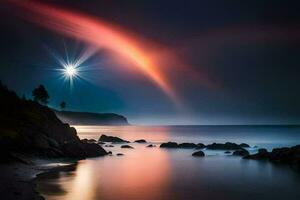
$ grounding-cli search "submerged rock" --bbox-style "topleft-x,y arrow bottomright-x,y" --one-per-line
192,151 -> 205,157
98,134 -> 129,143
160,142 -> 178,148
134,139 -> 147,143
232,149 -> 249,156
121,145 -> 134,149
146,144 -> 156,147
224,151 -> 231,154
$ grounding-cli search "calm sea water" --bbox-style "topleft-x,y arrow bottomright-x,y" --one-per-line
37,125 -> 300,200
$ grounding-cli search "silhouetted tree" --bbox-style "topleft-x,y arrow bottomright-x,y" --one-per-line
60,101 -> 66,110
21,94 -> 26,101
32,84 -> 49,104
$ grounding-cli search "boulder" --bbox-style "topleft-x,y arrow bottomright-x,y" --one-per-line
81,139 -> 97,144
206,142 -> 243,150
121,145 -> 134,149
196,143 -> 206,149
192,151 -> 205,157
98,134 -> 129,143
60,141 -> 87,159
244,148 -> 269,160
160,142 -> 178,148
269,147 -> 296,163
240,143 -> 250,148
61,140 -> 107,158
232,149 -> 249,156
178,143 -> 198,148
134,139 -> 147,143
258,148 -> 268,154
81,142 -> 108,157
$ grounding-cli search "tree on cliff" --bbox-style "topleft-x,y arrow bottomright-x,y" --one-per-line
32,84 -> 49,104
60,101 -> 66,110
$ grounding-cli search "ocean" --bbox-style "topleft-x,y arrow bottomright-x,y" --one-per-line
37,125 -> 300,200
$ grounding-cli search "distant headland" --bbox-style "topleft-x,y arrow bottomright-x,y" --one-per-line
55,110 -> 129,125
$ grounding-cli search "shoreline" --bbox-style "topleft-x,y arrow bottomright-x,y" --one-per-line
2,140 -> 299,200
0,156 -> 77,200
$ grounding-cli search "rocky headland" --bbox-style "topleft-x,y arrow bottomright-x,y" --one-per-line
0,83 -> 108,199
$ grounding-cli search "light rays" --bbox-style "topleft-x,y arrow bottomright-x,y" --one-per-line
7,0 -> 183,108
47,43 -> 99,90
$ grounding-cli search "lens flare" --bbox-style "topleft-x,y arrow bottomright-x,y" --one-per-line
8,0 -> 183,108
65,64 -> 77,77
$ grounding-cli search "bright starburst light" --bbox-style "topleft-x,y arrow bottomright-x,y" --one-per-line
64,64 -> 77,77
46,43 -> 100,89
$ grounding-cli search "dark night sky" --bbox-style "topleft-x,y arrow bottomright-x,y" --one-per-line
1,0 -> 300,125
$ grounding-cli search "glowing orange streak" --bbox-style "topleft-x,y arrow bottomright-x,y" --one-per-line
9,0 -> 181,107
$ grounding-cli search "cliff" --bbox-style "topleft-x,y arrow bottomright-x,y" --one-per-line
0,83 -> 107,160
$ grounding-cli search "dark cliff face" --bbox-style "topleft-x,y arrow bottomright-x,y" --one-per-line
0,83 -> 107,159
55,111 -> 129,125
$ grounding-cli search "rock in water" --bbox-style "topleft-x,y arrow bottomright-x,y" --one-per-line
98,134 -> 129,143
192,151 -> 205,157
196,143 -> 206,149
258,148 -> 268,154
160,142 -> 178,148
81,142 -> 108,157
146,144 -> 156,147
81,139 -> 97,144
232,149 -> 249,156
178,143 -> 198,148
240,143 -> 250,148
121,145 -> 134,149
62,140 -> 108,158
244,148 -> 269,160
244,145 -> 300,171
206,142 -> 247,150
134,139 -> 147,143
116,153 -> 124,156
104,144 -> 114,147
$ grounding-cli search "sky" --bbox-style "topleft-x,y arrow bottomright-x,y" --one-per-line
1,0 -> 300,125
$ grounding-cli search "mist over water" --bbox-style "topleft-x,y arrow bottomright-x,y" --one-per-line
76,125 -> 300,150
37,125 -> 300,200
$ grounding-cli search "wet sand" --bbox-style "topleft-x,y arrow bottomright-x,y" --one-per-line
0,157 -> 76,200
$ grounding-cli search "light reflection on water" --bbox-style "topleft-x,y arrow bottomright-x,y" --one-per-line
37,125 -> 300,200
